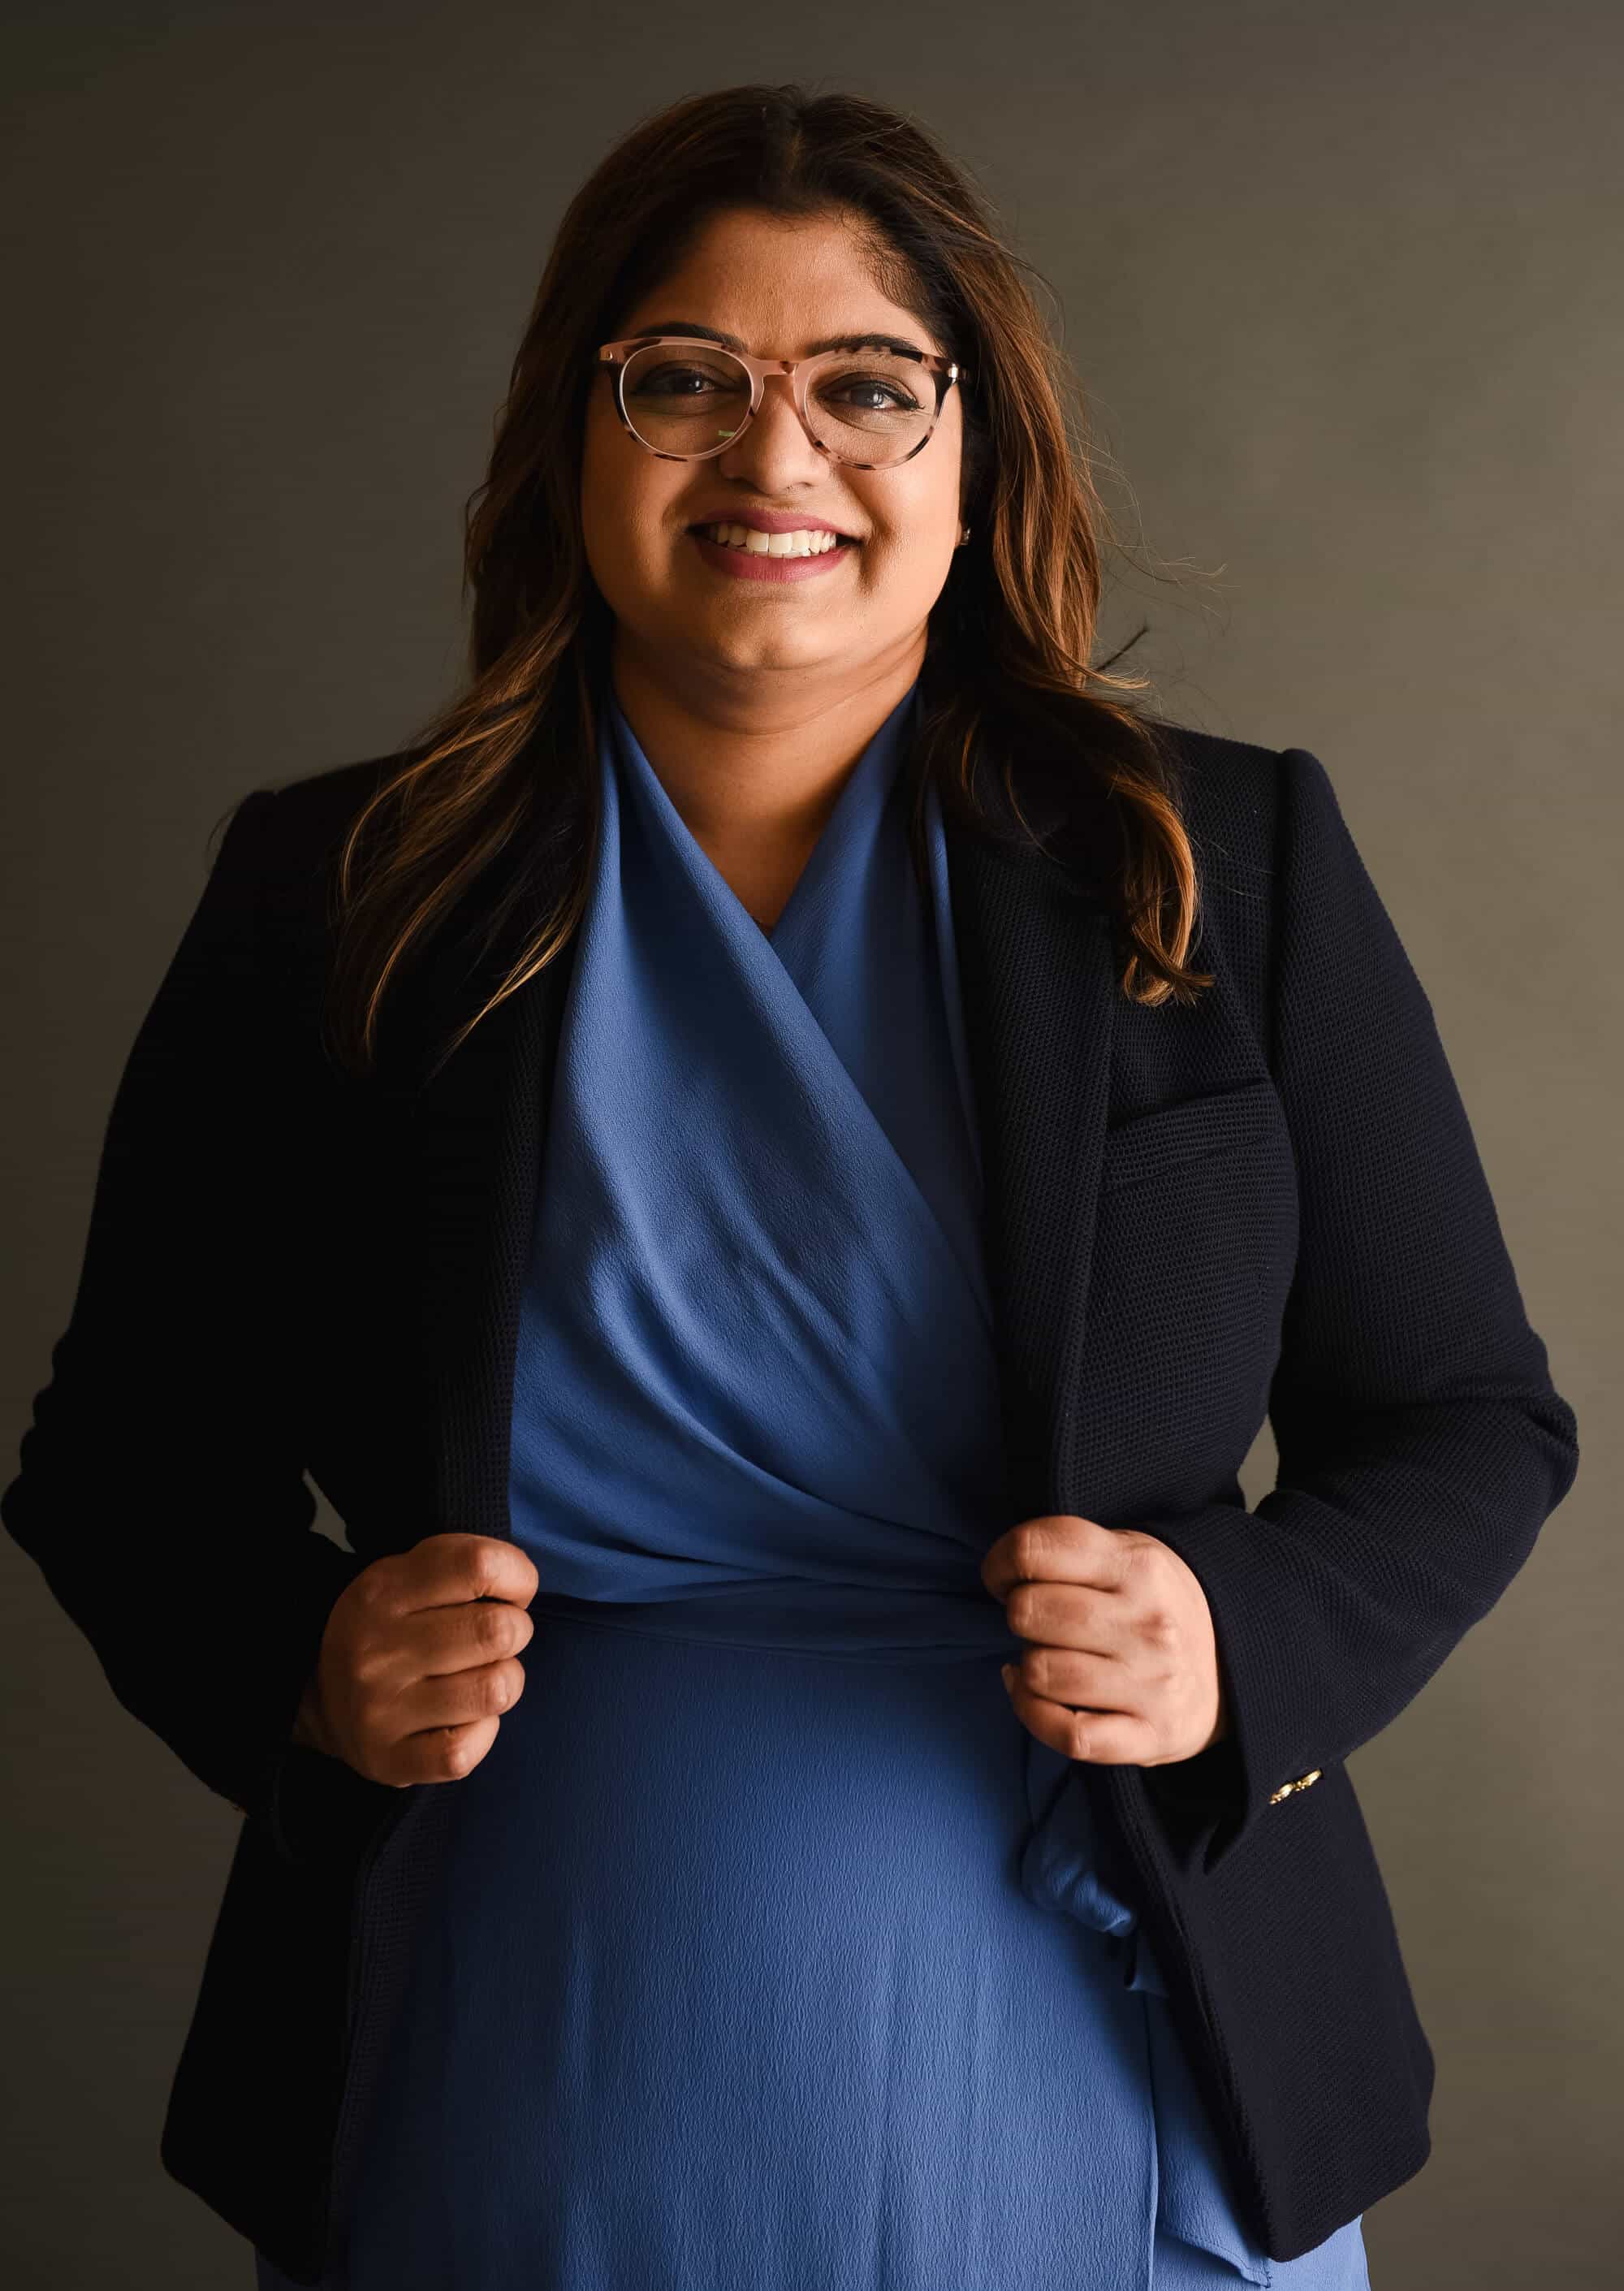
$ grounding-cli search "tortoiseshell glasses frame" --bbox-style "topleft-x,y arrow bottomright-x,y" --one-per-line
597,337 -> 965,470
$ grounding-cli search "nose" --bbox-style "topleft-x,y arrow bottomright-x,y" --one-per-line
712,370 -> 827,491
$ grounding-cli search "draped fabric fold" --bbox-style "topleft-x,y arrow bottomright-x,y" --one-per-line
1018,1733 -> 1287,2283
287,676 -> 1367,2289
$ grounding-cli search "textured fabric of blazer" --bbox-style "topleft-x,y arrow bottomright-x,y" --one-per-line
2,715 -> 1580,2280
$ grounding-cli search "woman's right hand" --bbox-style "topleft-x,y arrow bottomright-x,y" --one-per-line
292,1532 -> 541,1787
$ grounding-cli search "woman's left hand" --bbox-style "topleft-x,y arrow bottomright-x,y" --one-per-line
981,1513 -> 1231,1766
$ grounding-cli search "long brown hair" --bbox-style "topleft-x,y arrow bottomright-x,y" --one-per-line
322,81 -> 1214,1085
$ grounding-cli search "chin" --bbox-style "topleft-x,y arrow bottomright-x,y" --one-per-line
684,620 -> 846,673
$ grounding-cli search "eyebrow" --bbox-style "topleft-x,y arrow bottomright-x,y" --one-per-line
624,319 -> 935,362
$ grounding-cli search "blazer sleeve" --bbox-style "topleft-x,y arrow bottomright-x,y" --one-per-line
2,789 -> 367,1827
1137,743 -> 1580,1876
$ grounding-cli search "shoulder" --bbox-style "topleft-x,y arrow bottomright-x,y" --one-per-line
1006,712 -> 1289,923
1151,721 -> 1389,944
1155,715 -> 1284,883
253,750 -> 404,858
996,708 -> 1287,884
1157,715 -> 1281,795
222,750 -> 408,946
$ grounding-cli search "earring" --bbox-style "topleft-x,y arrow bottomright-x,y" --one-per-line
957,523 -> 970,547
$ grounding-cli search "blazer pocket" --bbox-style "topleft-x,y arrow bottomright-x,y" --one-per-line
1101,1075 -> 1284,1193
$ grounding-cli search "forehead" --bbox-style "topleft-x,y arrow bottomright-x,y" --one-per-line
617,208 -> 941,362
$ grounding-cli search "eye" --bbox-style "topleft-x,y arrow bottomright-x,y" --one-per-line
637,363 -> 723,397
824,374 -> 921,415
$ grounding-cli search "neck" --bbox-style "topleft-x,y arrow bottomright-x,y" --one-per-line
605,630 -> 924,865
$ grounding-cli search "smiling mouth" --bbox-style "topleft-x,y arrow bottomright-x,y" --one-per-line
688,521 -> 860,556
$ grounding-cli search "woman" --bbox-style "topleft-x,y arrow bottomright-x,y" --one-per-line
2,83 -> 1579,2291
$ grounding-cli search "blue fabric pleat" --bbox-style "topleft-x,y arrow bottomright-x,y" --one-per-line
263,678 -> 1367,2290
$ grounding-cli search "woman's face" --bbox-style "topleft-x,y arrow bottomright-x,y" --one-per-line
581,206 -> 965,692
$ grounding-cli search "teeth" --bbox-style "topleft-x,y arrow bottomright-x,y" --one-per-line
699,523 -> 844,556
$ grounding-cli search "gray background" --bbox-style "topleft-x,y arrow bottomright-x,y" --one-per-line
3,4 -> 1618,2285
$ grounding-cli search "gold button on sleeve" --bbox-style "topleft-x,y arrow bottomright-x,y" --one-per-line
1268,1769 -> 1323,1805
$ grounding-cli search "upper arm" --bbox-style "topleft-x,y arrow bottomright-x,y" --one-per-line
1266,744 -> 1552,1428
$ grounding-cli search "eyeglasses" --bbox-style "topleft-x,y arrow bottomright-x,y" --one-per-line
598,336 -> 965,469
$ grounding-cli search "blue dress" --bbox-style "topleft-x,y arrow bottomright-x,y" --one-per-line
257,679 -> 1369,2290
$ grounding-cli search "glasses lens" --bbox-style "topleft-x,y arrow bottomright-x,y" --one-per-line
804,351 -> 937,465
620,344 -> 754,455
617,344 -> 937,464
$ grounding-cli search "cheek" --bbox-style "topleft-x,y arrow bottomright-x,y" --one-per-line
864,542 -> 947,596
860,505 -> 957,599
578,439 -> 618,581
582,497 -> 665,612
580,418 -> 665,589
857,466 -> 961,581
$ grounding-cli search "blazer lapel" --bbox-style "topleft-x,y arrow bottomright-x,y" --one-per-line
944,821 -> 1118,1530
409,875 -> 578,1551
407,802 -> 1116,1556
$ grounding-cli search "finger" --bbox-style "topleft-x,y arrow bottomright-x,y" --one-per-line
382,1532 -> 542,1619
385,1711 -> 503,1787
397,1590 -> 536,1679
399,1650 -> 527,1736
1003,1580 -> 1131,1656
1013,1644 -> 1138,1710
1001,1664 -> 1157,1765
980,1514 -> 1126,1604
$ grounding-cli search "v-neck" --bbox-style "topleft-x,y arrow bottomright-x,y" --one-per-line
603,681 -> 921,966
601,680 -> 990,1331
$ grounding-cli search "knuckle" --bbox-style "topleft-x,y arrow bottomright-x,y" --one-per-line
354,1565 -> 392,1616
467,1538 -> 511,1597
474,1601 -> 509,1653
351,1643 -> 391,1689
438,1725 -> 475,1779
1009,1522 -> 1045,1580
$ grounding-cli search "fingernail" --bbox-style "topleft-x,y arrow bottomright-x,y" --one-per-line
1000,1663 -> 1015,1690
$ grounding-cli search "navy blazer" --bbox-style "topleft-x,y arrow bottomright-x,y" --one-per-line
2,719 -> 1579,2279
